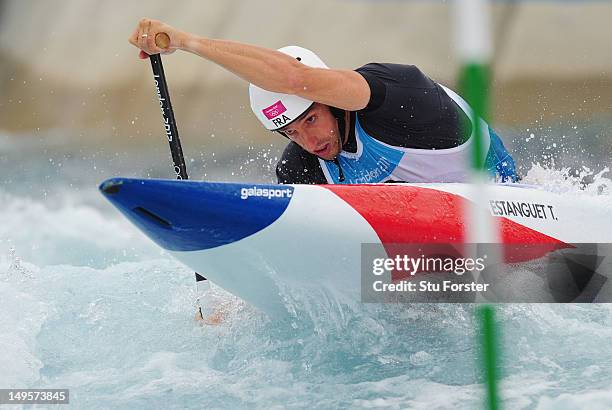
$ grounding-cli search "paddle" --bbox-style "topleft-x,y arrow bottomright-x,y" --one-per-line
148,33 -> 208,320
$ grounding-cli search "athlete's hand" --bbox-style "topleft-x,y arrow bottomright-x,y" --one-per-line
128,18 -> 184,59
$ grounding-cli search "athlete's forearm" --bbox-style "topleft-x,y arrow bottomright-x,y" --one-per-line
180,34 -> 304,94
180,35 -> 369,110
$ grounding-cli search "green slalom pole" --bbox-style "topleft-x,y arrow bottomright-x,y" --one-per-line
478,305 -> 499,410
455,1 -> 501,409
458,62 -> 490,172
460,60 -> 500,409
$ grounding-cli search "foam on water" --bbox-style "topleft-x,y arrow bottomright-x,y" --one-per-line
522,163 -> 611,196
1,133 -> 612,408
0,190 -> 154,268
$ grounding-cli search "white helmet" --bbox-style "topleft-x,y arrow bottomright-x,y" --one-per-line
249,46 -> 328,131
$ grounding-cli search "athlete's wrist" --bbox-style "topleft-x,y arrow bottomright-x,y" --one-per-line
178,32 -> 202,53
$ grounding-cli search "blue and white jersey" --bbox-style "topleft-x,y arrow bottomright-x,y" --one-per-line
318,86 -> 517,184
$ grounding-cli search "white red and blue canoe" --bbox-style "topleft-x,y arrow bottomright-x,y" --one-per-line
100,178 -> 612,318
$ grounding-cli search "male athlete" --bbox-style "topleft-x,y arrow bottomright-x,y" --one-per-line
130,19 -> 518,185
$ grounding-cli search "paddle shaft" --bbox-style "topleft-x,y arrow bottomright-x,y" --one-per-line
146,41 -> 208,302
148,53 -> 188,180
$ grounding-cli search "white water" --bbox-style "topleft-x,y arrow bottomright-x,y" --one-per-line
1,132 -> 612,409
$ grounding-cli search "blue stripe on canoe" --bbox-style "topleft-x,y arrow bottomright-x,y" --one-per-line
99,178 -> 293,251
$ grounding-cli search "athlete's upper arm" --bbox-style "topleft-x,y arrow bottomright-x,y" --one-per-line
290,67 -> 371,111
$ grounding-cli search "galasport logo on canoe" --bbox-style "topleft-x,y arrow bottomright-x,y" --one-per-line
154,74 -> 173,142
263,100 -> 292,128
240,186 -> 293,200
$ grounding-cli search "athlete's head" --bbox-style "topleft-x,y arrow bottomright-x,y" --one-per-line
249,46 -> 343,160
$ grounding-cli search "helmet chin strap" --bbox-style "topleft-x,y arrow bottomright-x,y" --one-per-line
329,109 -> 349,182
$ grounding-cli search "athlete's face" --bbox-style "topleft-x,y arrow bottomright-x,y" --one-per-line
280,103 -> 341,160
